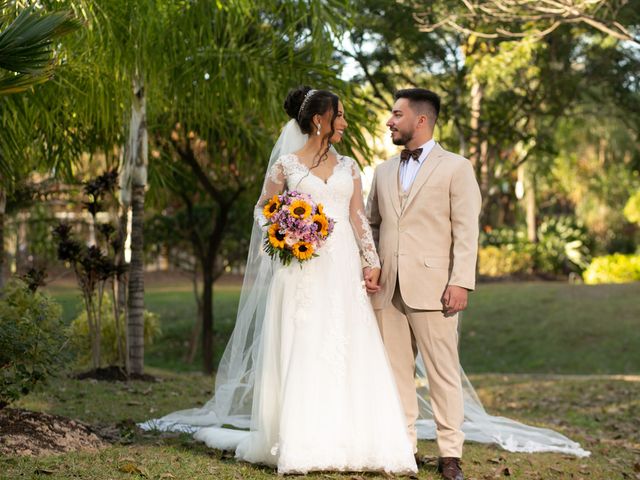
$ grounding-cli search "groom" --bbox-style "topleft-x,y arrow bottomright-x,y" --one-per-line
364,88 -> 481,480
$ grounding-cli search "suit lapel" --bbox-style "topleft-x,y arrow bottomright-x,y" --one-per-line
403,143 -> 446,213
386,155 -> 402,217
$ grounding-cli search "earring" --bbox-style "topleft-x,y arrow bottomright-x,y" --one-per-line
316,124 -> 321,136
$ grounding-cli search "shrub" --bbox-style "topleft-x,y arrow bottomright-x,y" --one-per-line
478,245 -> 534,277
624,190 -> 640,226
0,280 -> 65,409
535,216 -> 592,275
67,295 -> 161,367
583,254 -> 640,285
482,216 -> 594,276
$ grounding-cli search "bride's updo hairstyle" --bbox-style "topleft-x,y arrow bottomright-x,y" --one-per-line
284,85 -> 339,166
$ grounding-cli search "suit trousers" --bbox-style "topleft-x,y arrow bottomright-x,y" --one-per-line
375,280 -> 465,458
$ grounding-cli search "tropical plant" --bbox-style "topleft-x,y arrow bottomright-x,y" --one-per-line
68,294 -> 161,368
0,279 -> 65,409
52,170 -> 124,370
0,1 -> 79,289
0,1 -> 78,95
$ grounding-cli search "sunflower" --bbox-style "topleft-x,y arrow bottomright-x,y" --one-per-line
289,199 -> 312,219
268,224 -> 286,249
312,214 -> 329,237
316,203 -> 324,215
263,195 -> 281,219
292,241 -> 314,260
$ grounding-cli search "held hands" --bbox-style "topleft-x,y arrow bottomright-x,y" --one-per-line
442,285 -> 468,316
363,267 -> 381,294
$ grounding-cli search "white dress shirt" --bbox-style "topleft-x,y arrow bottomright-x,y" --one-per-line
399,139 -> 436,192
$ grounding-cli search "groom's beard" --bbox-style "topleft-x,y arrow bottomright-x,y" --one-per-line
391,129 -> 412,146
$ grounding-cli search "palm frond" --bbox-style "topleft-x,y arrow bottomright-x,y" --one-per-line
0,3 -> 80,95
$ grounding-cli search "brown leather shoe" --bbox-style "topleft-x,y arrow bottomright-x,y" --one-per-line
438,457 -> 464,480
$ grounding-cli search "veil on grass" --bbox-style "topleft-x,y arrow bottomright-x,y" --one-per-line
140,119 -> 589,458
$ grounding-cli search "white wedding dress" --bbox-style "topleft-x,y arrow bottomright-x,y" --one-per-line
140,120 -> 588,472
207,153 -> 416,474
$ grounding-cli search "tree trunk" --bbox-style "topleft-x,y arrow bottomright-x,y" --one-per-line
0,188 -> 5,291
524,183 -> 538,243
468,77 -> 492,225
525,171 -> 538,243
15,211 -> 27,273
115,207 -> 129,368
200,207 -> 232,374
125,75 -> 148,375
127,184 -> 145,374
201,260 -> 215,375
184,265 -> 202,364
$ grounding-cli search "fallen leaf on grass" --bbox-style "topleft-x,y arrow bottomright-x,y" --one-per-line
118,462 -> 149,477
493,466 -> 511,477
34,468 -> 57,475
159,474 -> 176,479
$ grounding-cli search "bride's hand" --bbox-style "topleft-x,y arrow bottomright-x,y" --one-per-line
363,267 -> 381,294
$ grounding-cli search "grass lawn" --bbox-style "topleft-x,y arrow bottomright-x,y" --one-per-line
47,279 -> 640,374
5,279 -> 635,479
4,371 -> 639,479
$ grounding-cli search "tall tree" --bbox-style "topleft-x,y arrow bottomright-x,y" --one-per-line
339,0 -> 640,231
149,0 -> 373,374
0,1 -> 77,289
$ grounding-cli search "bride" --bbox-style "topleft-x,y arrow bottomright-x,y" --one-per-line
141,86 -> 589,474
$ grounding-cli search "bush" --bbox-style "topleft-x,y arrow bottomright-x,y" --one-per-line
535,216 -> 593,275
624,190 -> 640,226
478,245 -> 534,277
583,254 -> 640,284
67,294 -> 162,367
0,280 -> 65,409
481,216 -> 593,276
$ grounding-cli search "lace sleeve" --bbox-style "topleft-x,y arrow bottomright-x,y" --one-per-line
254,159 -> 286,231
349,159 -> 381,269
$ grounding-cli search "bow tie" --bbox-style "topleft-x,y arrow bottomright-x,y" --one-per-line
400,148 -> 423,163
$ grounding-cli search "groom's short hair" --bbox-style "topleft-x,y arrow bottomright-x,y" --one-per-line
394,88 -> 440,126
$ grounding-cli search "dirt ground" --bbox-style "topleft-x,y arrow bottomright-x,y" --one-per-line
0,408 -> 107,457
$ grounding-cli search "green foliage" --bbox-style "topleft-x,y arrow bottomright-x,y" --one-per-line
583,253 -> 640,285
0,3 -> 79,96
624,190 -> 640,226
481,227 -> 530,249
481,216 -> 593,275
548,117 -> 640,252
467,36 -> 542,96
67,294 -> 161,367
0,280 -> 65,409
25,203 -> 58,264
535,216 -> 593,275
478,245 -> 533,277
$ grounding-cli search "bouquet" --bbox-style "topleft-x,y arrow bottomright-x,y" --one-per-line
262,191 -> 335,265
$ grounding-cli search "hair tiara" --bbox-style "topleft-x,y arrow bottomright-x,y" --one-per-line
297,89 -> 317,120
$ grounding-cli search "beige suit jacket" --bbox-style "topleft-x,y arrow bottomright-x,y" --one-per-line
366,143 -> 482,310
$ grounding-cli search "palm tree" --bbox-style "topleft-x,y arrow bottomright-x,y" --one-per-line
0,2 -> 77,96
0,2 -> 78,289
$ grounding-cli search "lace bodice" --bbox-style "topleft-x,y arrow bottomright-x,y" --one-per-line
255,153 -> 380,269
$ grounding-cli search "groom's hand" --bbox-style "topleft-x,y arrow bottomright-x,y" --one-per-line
363,267 -> 381,294
442,285 -> 468,315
